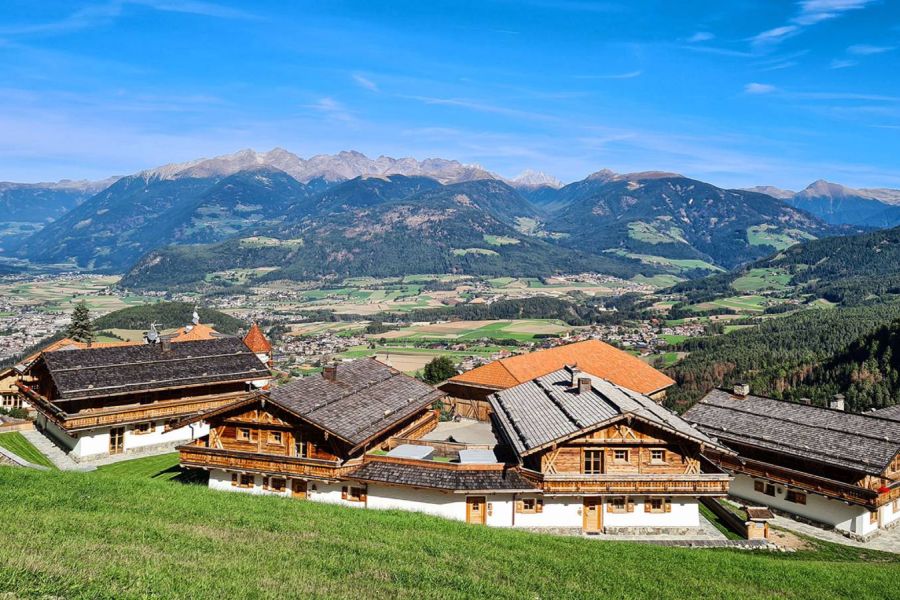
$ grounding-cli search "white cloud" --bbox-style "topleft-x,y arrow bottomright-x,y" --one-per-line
751,25 -> 799,45
687,32 -> 715,43
794,0 -> 874,25
306,97 -> 356,123
830,58 -> 858,68
847,43 -> 896,55
352,73 -> 378,92
576,70 -> 642,80
745,82 -> 778,94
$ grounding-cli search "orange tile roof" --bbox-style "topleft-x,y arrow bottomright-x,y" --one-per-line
243,323 -> 272,353
449,339 -> 675,395
168,323 -> 220,342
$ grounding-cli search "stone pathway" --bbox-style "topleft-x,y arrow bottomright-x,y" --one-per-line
20,429 -> 87,471
770,515 -> 900,554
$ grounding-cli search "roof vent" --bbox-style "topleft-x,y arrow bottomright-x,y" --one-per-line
577,377 -> 592,395
829,394 -> 845,412
569,365 -> 581,387
733,383 -> 750,398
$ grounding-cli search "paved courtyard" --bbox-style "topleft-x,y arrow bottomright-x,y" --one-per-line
770,514 -> 900,554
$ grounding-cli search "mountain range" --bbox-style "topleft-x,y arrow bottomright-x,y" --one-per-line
2,147 -> 896,288
745,180 -> 900,228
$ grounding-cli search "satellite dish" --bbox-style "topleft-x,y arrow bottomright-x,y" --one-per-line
192,308 -> 200,325
146,322 -> 160,344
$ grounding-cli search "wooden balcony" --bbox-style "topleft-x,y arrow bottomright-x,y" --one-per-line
179,442 -> 347,480
19,384 -> 248,431
713,452 -> 879,507
526,470 -> 732,495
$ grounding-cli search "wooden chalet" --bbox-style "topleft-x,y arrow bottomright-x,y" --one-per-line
178,359 -> 445,498
489,366 -> 732,532
18,337 -> 272,461
684,387 -> 900,540
440,340 -> 675,420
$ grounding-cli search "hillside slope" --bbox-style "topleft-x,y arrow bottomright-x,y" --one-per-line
0,466 -> 896,600
121,177 -> 653,288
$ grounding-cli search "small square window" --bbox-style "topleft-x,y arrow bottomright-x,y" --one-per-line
650,449 -> 665,463
133,422 -> 152,435
583,449 -> 602,474
786,490 -> 806,505
870,510 -> 879,524
269,478 -> 286,492
239,474 -> 254,488
647,498 -> 664,513
270,431 -> 283,445
345,486 -> 365,502
608,497 -> 627,513
613,449 -> 629,462
238,428 -> 251,442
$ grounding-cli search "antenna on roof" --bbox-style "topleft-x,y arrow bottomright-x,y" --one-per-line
145,322 -> 160,344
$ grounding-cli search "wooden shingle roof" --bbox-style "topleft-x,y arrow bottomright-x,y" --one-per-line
873,404 -> 900,422
447,340 -> 675,395
490,367 -> 725,457
39,338 -> 271,401
268,358 -> 444,448
683,389 -> 900,476
349,460 -> 538,492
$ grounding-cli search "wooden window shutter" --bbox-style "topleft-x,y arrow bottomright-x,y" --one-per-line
341,486 -> 348,500
626,498 -> 634,513
360,490 -> 367,503
665,499 -> 672,513
536,499 -> 544,513
515,500 -> 524,513
262,476 -> 269,488
231,473 -> 238,486
644,500 -> 651,513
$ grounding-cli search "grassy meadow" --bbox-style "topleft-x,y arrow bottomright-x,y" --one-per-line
0,462 -> 898,599
0,432 -> 55,468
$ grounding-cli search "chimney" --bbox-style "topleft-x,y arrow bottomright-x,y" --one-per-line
570,366 -> 581,386
161,339 -> 172,353
733,383 -> 750,397
577,377 -> 592,395
830,394 -> 845,412
323,363 -> 338,382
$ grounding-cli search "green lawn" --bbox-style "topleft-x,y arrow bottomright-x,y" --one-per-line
731,268 -> 793,292
95,452 -> 182,480
1,466 -> 898,599
0,432 -> 54,468
659,334 -> 687,345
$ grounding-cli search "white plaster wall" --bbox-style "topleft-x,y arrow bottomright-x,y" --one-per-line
307,481 -> 365,507
207,469 -> 292,497
881,502 -> 900,527
602,497 -> 698,528
365,485 -> 468,521
513,496 -> 583,528
37,416 -> 77,452
123,422 -> 209,451
486,495 -> 514,527
731,473 -> 868,534
71,429 -> 111,459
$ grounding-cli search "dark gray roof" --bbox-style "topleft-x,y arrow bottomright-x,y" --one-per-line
873,404 -> 900,422
269,358 -> 444,447
683,389 -> 900,475
490,367 -> 725,456
40,338 -> 271,401
349,460 -> 538,492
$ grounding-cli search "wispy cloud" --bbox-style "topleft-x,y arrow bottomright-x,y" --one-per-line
306,97 -> 356,124
352,73 -> 379,92
575,70 -> 642,80
847,43 -> 896,55
0,0 -> 257,36
750,0 -> 876,47
830,58 -> 859,68
686,32 -> 715,43
745,82 -> 777,94
404,95 -> 558,122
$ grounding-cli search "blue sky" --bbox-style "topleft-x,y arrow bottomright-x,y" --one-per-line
1,0 -> 898,188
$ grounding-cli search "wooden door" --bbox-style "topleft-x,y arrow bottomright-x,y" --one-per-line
292,480 -> 307,499
466,496 -> 487,525
109,427 -> 125,455
583,497 -> 602,533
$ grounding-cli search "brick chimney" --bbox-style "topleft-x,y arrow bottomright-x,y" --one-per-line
323,363 -> 338,381
829,394 -> 845,412
733,383 -> 750,397
570,366 -> 581,387
161,339 -> 172,353
577,377 -> 592,394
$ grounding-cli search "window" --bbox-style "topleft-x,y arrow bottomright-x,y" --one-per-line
133,422 -> 153,435
269,431 -> 283,445
786,490 -> 807,505
754,480 -> 775,496
613,449 -> 629,462
764,484 -> 776,497
870,510 -> 879,525
650,449 -> 665,463
237,428 -> 251,442
607,497 -> 627,513
583,449 -> 602,474
342,486 -> 365,502
294,436 -> 307,458
233,474 -> 253,488
516,497 -> 544,514
645,498 -> 670,513
270,478 -> 286,492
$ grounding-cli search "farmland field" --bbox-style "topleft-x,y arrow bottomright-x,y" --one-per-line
374,319 -> 572,342
1,275 -> 158,314
731,268 -> 793,292
0,466 -> 897,599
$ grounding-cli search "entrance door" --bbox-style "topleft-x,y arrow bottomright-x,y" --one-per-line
292,480 -> 307,499
583,497 -> 602,533
109,427 -> 125,455
466,496 -> 487,525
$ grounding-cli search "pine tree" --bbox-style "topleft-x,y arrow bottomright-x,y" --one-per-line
67,300 -> 94,343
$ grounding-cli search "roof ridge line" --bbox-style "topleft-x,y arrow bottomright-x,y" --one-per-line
706,397 -> 900,444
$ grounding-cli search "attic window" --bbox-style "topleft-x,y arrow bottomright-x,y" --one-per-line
613,449 -> 629,463
650,449 -> 665,463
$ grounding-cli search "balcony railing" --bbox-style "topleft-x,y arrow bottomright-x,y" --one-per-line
179,442 -> 347,480
525,470 -> 732,495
